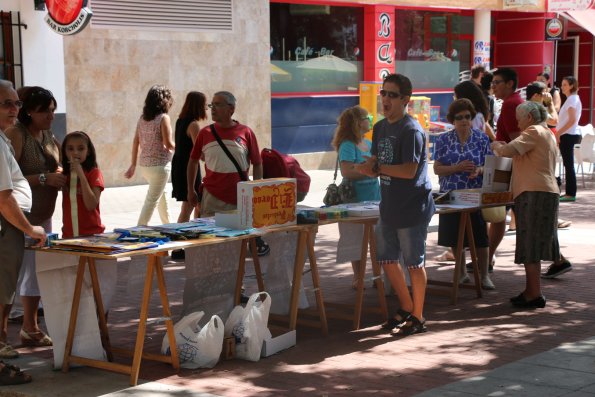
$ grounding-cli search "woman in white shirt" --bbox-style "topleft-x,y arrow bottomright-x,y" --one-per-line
556,76 -> 582,202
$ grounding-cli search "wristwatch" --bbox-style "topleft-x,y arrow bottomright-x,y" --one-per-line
39,173 -> 47,186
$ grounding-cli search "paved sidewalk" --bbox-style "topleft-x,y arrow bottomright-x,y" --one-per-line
3,169 -> 595,397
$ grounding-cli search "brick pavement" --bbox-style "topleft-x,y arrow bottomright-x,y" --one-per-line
3,172 -> 595,397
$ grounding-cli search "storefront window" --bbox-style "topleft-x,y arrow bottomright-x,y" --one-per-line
270,3 -> 364,93
395,10 -> 473,90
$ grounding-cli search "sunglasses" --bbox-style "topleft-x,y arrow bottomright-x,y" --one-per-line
491,79 -> 505,86
379,89 -> 402,99
454,114 -> 472,121
0,100 -> 24,109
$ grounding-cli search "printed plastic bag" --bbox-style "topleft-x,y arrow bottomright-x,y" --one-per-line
161,311 -> 224,369
224,292 -> 272,362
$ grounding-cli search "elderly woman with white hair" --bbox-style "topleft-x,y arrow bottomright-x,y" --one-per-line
491,101 -> 563,309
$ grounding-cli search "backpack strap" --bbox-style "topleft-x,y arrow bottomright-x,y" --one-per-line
210,124 -> 247,181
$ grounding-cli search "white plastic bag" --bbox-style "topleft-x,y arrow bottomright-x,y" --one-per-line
224,292 -> 272,362
161,312 -> 224,369
161,311 -> 204,361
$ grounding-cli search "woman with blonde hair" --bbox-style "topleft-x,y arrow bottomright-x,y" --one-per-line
331,105 -> 380,289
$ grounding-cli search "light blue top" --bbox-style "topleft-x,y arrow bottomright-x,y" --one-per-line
338,139 -> 380,202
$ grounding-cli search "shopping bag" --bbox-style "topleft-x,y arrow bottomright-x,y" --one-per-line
161,311 -> 224,368
189,315 -> 224,369
161,311 -> 204,362
224,292 -> 272,362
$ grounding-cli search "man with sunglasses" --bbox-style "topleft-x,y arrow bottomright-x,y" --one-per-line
356,74 -> 434,336
0,80 -> 46,374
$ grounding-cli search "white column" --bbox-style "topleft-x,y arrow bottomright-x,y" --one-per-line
473,10 -> 491,70
16,1 -> 66,110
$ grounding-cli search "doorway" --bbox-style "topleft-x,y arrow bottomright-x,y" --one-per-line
555,36 -> 579,89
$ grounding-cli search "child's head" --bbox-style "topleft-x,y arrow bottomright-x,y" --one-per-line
61,131 -> 98,174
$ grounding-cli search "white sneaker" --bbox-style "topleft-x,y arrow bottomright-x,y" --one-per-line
482,276 -> 496,290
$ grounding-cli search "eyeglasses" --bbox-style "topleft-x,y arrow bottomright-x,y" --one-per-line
380,89 -> 402,99
208,102 -> 228,109
491,80 -> 505,86
454,114 -> 472,121
0,100 -> 24,109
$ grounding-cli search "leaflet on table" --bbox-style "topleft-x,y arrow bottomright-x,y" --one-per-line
302,201 -> 380,218
116,220 -> 256,240
50,235 -> 159,253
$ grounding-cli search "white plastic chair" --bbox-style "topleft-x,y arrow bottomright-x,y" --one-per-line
579,127 -> 595,177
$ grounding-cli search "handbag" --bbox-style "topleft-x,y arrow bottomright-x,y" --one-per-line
323,156 -> 356,206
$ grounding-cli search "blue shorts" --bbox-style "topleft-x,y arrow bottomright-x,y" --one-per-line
376,220 -> 428,269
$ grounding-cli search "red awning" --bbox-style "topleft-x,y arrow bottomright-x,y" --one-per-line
563,10 -> 595,36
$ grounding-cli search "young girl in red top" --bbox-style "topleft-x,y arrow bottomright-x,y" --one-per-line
61,131 -> 105,238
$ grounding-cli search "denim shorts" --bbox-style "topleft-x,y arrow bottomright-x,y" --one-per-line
376,220 -> 428,269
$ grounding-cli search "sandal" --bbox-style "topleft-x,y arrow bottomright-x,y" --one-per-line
0,342 -> 19,359
381,309 -> 411,330
0,361 -> 32,385
20,329 -> 53,347
433,250 -> 455,262
391,316 -> 427,336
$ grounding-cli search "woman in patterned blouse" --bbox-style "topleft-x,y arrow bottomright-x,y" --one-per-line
433,99 -> 495,290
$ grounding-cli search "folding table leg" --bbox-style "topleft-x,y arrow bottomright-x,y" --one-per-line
288,230 -> 308,330
129,254 -> 156,386
369,224 -> 388,321
465,214 -> 482,298
88,258 -> 113,361
234,240 -> 248,305
305,228 -> 328,335
154,251 -> 180,371
451,212 -> 468,304
249,238 -> 266,292
353,223 -> 370,330
62,256 -> 88,373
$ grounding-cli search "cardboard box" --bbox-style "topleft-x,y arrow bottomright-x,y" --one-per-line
238,178 -> 297,229
221,336 -> 235,360
261,328 -> 296,357
449,189 -> 513,206
483,155 -> 512,192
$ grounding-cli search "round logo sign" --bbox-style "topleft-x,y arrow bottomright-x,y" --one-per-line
44,0 -> 92,35
547,19 -> 563,38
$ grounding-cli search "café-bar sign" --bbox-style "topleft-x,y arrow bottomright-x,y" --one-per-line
44,0 -> 92,35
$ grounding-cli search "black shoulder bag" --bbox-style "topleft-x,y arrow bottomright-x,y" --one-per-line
210,124 -> 248,181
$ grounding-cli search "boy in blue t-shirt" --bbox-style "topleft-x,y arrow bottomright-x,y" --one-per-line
355,73 -> 435,336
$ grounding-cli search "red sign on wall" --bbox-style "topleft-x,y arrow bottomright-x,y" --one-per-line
44,0 -> 92,35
